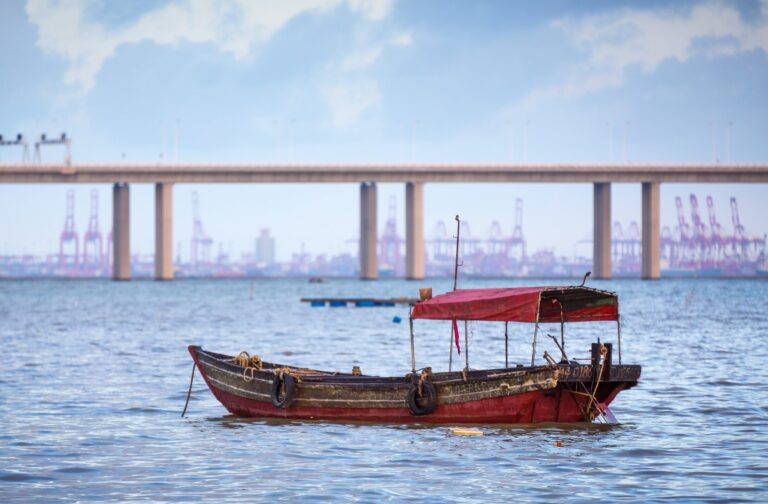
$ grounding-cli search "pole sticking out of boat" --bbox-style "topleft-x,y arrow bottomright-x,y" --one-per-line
453,215 -> 461,291
449,215 -> 461,372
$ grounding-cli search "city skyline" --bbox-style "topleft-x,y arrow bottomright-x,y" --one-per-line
1,186 -> 763,278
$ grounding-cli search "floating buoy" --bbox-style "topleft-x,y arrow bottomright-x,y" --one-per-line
553,441 -> 563,447
450,427 -> 483,436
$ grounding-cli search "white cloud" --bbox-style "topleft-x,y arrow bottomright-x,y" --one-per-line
390,30 -> 412,47
323,79 -> 381,127
516,1 -> 768,110
329,30 -> 411,124
341,46 -> 385,71
340,30 -> 411,70
346,0 -> 395,21
26,0 -> 394,92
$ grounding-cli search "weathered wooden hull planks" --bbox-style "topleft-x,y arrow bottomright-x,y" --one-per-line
189,346 -> 640,424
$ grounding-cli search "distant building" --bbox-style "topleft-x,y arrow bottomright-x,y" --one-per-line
255,229 -> 276,265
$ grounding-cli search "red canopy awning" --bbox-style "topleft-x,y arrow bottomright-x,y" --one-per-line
411,286 -> 618,323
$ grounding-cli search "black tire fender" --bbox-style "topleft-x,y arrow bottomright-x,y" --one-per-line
270,373 -> 296,408
407,379 -> 437,416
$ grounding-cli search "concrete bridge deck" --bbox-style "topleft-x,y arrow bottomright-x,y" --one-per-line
2,162 -> 766,282
1,162 -> 768,183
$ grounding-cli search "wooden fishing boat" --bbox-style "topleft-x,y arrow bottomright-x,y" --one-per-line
188,283 -> 641,423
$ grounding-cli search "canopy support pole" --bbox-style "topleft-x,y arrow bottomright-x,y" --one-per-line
448,323 -> 454,372
504,321 -> 509,368
617,315 -> 622,365
560,304 -> 566,362
531,292 -> 542,366
464,320 -> 469,372
409,316 -> 416,373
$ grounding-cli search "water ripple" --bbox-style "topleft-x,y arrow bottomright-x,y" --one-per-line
1,278 -> 767,502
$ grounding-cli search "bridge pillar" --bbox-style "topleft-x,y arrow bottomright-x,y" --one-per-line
112,183 -> 130,280
593,182 -> 612,279
642,182 -> 661,279
405,182 -> 425,280
359,182 -> 378,280
155,183 -> 173,280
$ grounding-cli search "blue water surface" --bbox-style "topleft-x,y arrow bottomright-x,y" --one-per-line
1,278 -> 766,502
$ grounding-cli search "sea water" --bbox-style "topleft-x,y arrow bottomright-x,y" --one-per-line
1,278 -> 766,502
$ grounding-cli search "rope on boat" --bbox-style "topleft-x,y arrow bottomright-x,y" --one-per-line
270,367 -> 304,383
181,362 -> 196,418
233,351 -> 268,383
232,350 -> 343,385
417,368 -> 430,397
407,367 -> 437,415
233,351 -> 263,370
585,344 -> 608,421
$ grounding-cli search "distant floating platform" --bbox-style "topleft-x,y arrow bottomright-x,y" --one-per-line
301,297 -> 419,307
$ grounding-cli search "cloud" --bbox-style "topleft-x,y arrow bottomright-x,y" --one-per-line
347,0 -> 395,21
26,0 -> 395,92
389,31 -> 412,47
341,46 -> 385,71
329,30 -> 411,123
340,30 -> 411,70
516,1 -> 768,110
323,79 -> 381,127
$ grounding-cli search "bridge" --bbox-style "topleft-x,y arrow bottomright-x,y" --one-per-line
2,162 -> 767,281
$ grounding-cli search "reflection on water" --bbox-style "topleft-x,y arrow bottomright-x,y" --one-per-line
1,278 -> 767,501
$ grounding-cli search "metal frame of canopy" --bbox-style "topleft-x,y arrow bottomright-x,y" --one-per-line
408,285 -> 622,373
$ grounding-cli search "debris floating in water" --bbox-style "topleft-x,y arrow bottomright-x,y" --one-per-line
450,428 -> 483,436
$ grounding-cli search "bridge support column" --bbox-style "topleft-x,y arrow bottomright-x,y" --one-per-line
642,182 -> 661,279
112,183 -> 130,280
359,182 -> 378,280
593,182 -> 611,279
155,183 -> 173,280
405,182 -> 424,280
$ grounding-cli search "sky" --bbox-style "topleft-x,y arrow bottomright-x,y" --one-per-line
0,0 -> 767,261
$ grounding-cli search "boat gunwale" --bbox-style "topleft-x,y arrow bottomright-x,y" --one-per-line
192,346 -> 640,388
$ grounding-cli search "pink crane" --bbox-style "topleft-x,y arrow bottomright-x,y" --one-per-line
508,198 -> 527,263
191,192 -> 213,267
689,194 -> 707,239
486,221 -> 506,256
379,196 -> 403,275
706,195 -> 723,263
675,196 -> 690,241
82,189 -> 103,274
59,189 -> 79,272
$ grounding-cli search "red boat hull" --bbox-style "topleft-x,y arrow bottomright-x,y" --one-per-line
190,346 -> 636,424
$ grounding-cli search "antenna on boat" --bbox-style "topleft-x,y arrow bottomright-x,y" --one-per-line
453,215 -> 461,290
579,271 -> 591,287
